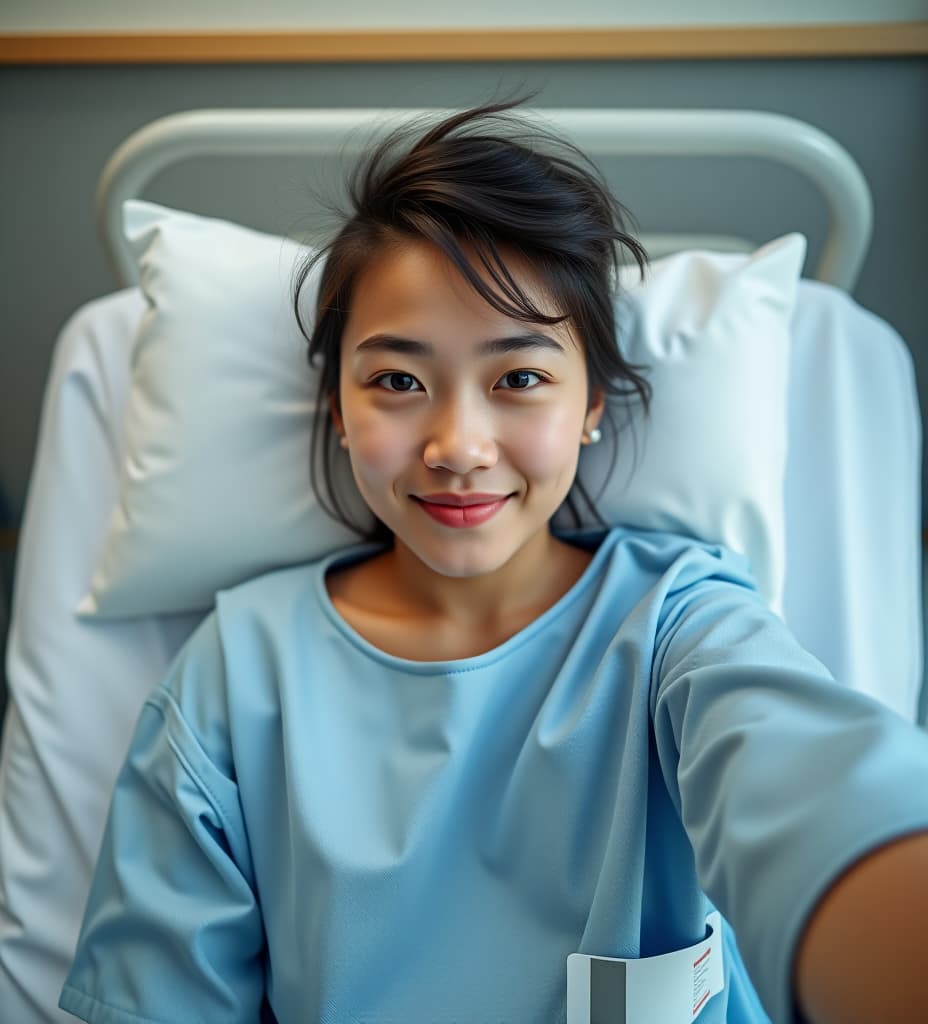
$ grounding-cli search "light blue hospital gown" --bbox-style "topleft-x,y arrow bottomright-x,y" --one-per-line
60,526 -> 928,1024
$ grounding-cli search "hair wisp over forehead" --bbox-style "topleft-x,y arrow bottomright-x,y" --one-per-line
344,103 -> 644,322
292,98 -> 653,538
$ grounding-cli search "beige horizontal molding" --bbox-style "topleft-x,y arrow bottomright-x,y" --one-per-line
2,23 -> 926,64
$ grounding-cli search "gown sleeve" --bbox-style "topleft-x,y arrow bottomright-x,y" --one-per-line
59,614 -> 267,1024
649,545 -> 928,1024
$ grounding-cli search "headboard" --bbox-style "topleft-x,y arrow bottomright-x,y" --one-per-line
94,108 -> 872,291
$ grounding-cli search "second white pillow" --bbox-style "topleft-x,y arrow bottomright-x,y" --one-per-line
569,233 -> 805,611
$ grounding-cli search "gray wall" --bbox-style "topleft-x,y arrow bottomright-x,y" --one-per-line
1,58 -> 926,697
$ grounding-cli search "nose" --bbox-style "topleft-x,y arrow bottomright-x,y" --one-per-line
422,399 -> 498,474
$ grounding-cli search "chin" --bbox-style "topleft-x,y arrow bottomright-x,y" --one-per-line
414,545 -> 508,579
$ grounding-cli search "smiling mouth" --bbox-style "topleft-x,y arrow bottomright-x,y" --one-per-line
412,494 -> 512,528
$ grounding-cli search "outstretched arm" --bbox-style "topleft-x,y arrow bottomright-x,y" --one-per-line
794,829 -> 928,1024
650,555 -> 928,1023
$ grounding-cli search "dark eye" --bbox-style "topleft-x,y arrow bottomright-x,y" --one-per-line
376,372 -> 421,393
497,370 -> 542,390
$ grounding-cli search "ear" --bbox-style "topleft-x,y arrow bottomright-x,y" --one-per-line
584,388 -> 605,435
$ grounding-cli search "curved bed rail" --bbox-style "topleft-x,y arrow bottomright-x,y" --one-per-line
95,107 -> 873,291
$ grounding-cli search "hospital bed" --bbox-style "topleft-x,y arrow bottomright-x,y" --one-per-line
0,107 -> 922,1024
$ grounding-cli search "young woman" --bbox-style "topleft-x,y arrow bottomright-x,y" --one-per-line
61,101 -> 928,1024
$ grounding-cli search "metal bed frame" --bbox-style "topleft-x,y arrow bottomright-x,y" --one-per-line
94,108 -> 873,292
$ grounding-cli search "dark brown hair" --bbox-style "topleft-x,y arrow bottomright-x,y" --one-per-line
293,98 -> 651,539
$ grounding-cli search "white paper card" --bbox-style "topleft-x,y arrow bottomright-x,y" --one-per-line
566,911 -> 724,1024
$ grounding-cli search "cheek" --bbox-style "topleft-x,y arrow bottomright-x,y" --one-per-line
506,403 -> 584,479
344,409 -> 414,488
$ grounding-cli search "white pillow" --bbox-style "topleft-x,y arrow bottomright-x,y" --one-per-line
569,234 -> 805,610
79,200 -> 804,618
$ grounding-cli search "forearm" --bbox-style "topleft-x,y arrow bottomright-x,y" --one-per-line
793,830 -> 928,1024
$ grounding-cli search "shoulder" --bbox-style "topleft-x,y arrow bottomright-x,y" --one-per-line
154,559 -> 322,703
212,538 -> 382,631
585,524 -> 761,600
213,554 -> 326,618
545,525 -> 772,673
151,541 -> 378,764
608,526 -> 779,651
629,525 -> 827,708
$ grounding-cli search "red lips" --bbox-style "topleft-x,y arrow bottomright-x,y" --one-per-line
413,493 -> 512,527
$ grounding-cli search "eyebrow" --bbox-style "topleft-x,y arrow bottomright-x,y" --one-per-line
353,332 -> 567,357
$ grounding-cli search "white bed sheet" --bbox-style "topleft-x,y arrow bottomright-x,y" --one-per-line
0,289 -> 202,1023
0,279 -> 922,1023
781,280 -> 922,718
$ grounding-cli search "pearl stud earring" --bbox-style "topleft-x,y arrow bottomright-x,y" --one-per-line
583,427 -> 602,446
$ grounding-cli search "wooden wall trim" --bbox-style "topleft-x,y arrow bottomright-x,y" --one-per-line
1,23 -> 926,64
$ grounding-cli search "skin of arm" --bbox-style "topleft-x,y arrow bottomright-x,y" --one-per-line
793,829 -> 928,1024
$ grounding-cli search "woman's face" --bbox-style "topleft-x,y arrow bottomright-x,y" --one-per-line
332,238 -> 603,580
